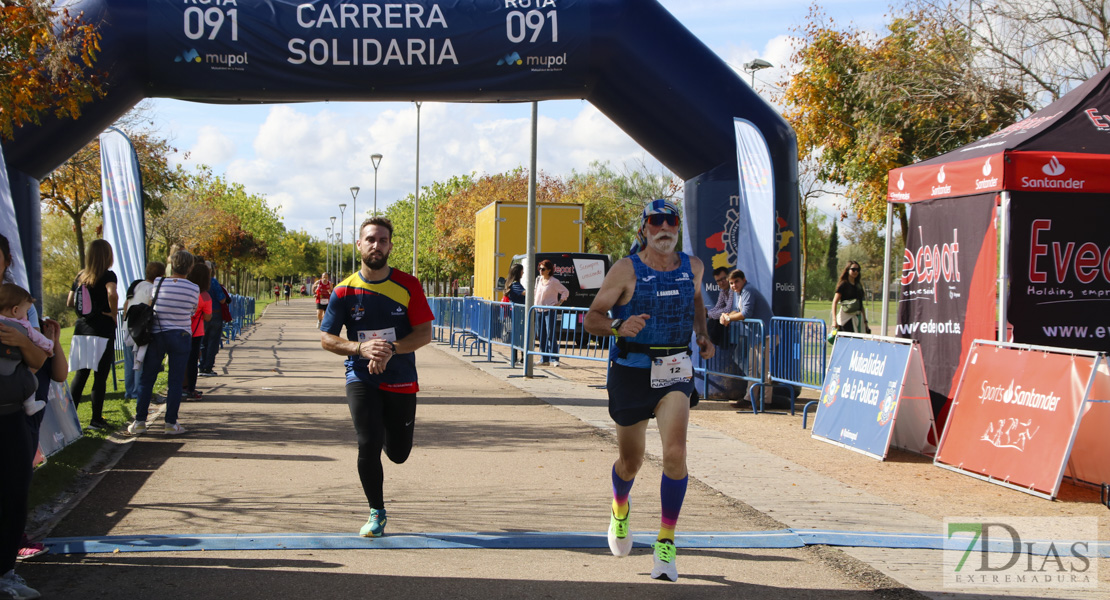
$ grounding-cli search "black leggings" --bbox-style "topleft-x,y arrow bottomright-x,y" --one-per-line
71,336 -> 115,421
0,412 -> 34,574
345,382 -> 417,510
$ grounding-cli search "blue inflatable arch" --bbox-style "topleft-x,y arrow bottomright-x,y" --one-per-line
3,0 -> 800,315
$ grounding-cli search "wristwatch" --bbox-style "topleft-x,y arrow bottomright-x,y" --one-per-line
610,318 -> 624,337
387,341 -> 397,355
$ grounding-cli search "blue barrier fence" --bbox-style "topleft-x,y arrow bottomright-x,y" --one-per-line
753,317 -> 828,418
108,295 -> 257,391
429,298 -> 828,419
694,318 -> 765,410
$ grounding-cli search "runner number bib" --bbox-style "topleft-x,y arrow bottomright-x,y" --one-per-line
650,352 -> 692,389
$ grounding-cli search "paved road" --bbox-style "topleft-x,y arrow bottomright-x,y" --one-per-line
18,299 -> 1101,599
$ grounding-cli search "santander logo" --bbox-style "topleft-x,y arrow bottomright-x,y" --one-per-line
1042,156 -> 1065,176
931,165 -> 951,196
897,173 -> 905,190
976,156 -> 999,190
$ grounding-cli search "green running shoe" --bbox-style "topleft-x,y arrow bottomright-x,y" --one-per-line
651,539 -> 678,582
359,508 -> 387,538
607,503 -> 632,557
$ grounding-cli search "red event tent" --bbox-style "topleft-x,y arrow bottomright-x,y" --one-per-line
880,65 -> 1110,451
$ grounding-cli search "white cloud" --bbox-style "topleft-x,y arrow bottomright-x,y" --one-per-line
184,125 -> 236,166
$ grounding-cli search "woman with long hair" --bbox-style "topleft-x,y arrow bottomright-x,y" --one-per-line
504,263 -> 525,304
831,260 -> 869,334
67,239 -> 118,430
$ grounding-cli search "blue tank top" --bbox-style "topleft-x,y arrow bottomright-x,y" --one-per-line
611,253 -> 696,368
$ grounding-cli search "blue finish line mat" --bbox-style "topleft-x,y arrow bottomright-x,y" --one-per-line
44,529 -> 1110,558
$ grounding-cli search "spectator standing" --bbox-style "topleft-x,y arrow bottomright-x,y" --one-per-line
66,239 -> 118,431
0,233 -> 50,599
198,261 -> 226,377
122,262 -> 166,401
128,250 -> 199,436
504,264 -> 526,304
534,259 -> 568,367
831,261 -> 869,334
183,263 -> 212,400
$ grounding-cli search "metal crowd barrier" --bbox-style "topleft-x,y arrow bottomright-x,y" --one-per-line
222,294 -> 254,341
426,301 -> 825,421
523,304 -> 612,365
751,317 -> 827,421
694,318 -> 766,410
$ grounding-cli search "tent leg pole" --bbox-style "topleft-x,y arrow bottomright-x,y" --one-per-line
998,192 -> 1010,342
881,202 -> 893,336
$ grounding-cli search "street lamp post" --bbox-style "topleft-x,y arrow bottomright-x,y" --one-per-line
325,226 -> 332,279
329,216 -> 336,276
742,58 -> 772,87
338,203 -> 347,279
370,153 -> 383,216
413,102 -> 422,275
349,186 -> 360,275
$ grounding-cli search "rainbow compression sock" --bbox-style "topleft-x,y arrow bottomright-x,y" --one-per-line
658,473 -> 688,541
611,464 -> 634,519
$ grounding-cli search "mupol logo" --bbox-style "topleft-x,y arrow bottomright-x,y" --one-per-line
1042,156 -> 1066,176
175,49 -> 201,63
497,51 -> 522,66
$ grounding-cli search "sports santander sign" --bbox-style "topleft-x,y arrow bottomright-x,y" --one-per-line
935,342 -> 1103,499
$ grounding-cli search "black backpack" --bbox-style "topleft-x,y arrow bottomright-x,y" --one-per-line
126,278 -> 164,346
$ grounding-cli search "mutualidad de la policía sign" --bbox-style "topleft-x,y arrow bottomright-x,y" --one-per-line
812,333 -> 935,460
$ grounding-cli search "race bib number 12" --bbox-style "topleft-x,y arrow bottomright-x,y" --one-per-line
650,352 -> 692,389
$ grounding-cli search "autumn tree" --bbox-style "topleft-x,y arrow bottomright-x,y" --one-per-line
0,0 -> 105,139
782,6 -> 1027,236
913,0 -> 1109,104
40,105 -> 179,266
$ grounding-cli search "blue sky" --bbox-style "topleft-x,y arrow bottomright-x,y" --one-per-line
152,0 -> 892,237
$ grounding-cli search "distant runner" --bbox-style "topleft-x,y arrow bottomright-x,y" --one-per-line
312,272 -> 332,327
320,217 -> 434,538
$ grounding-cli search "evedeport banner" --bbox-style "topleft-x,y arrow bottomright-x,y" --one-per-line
896,194 -> 997,422
1008,191 -> 1110,352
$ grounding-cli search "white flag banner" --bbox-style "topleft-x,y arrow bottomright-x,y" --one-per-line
100,128 -> 146,306
0,144 -> 30,291
733,118 -> 775,309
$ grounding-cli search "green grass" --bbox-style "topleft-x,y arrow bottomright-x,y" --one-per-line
28,296 -> 273,512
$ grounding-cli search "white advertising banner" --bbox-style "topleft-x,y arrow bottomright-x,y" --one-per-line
100,128 -> 146,306
733,118 -> 774,311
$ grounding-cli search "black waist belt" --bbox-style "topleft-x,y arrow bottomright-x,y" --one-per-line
616,338 -> 691,359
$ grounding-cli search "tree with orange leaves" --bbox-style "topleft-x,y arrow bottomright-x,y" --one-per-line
0,0 -> 105,139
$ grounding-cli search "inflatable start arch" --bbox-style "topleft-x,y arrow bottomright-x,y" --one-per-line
3,0 -> 800,315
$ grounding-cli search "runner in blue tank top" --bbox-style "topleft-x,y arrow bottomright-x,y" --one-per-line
584,199 -> 715,582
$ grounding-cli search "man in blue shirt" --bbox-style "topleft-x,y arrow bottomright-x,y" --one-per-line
198,260 -> 226,376
719,269 -> 772,405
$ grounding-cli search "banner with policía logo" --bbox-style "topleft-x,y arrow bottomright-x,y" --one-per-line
812,333 -> 935,460
934,340 -> 1104,499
